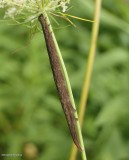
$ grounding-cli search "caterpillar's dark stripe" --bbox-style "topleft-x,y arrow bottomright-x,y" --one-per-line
38,14 -> 82,151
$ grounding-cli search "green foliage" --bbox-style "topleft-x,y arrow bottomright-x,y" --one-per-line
0,0 -> 129,160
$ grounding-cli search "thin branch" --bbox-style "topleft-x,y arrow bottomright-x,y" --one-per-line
69,0 -> 102,159
39,12 -> 87,160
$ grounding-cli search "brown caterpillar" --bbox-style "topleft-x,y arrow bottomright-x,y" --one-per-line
38,14 -> 82,151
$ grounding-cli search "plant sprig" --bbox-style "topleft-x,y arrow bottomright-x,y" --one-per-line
0,0 -> 93,28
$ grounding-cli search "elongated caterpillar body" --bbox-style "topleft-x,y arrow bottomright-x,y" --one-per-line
38,14 -> 82,151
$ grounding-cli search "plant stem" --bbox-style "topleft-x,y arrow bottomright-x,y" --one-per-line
40,12 -> 87,160
69,0 -> 102,160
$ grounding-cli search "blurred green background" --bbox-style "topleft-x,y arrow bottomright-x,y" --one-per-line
0,0 -> 129,160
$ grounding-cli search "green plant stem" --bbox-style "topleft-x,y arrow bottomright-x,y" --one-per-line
69,0 -> 102,160
43,12 -> 87,160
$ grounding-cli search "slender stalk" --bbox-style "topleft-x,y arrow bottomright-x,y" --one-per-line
39,12 -> 87,160
69,0 -> 102,160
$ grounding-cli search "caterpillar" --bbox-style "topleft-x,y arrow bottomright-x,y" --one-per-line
38,14 -> 82,151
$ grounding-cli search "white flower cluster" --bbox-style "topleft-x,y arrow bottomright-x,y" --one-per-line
0,0 -> 69,21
